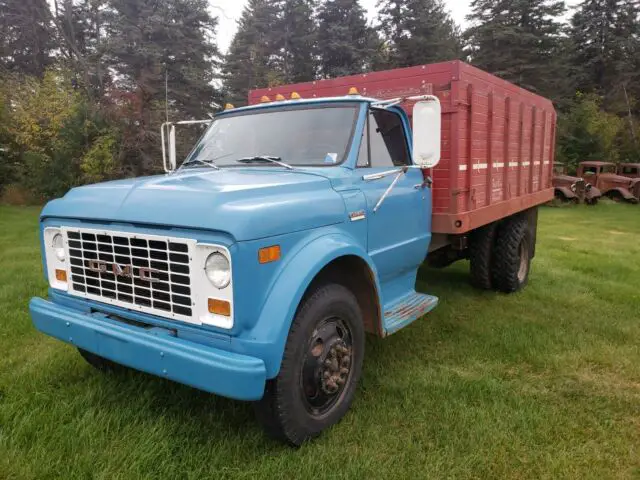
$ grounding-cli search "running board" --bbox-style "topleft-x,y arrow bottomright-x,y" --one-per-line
382,292 -> 439,336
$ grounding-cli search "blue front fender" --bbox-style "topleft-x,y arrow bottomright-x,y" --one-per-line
236,232 -> 381,379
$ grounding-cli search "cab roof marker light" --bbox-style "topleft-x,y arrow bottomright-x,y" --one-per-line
290,92 -> 301,100
224,103 -> 235,110
348,87 -> 360,96
275,94 -> 286,101
260,96 -> 271,103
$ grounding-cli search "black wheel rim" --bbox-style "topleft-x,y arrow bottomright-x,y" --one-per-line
299,317 -> 354,418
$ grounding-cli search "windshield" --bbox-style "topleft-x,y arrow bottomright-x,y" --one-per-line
184,104 -> 359,168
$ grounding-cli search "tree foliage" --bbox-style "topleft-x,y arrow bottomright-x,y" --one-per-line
316,0 -> 381,78
377,0 -> 463,68
222,0 -> 281,104
1,0 -> 640,203
466,0 -> 567,98
569,0 -> 640,112
557,93 -> 625,169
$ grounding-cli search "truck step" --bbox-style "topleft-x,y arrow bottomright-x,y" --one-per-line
383,292 -> 439,336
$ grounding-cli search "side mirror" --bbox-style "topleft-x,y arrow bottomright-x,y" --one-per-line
168,125 -> 177,171
412,97 -> 441,168
161,122 -> 177,172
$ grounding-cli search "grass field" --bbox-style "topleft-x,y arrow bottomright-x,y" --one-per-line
0,203 -> 638,479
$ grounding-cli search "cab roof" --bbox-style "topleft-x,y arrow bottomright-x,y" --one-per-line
218,96 -> 376,117
580,161 -> 615,167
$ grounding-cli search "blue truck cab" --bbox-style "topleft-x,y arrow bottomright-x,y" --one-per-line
30,93 -> 444,445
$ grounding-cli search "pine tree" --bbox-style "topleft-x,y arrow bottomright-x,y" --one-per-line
466,0 -> 566,98
53,0 -> 110,99
273,0 -> 318,84
104,0 -> 220,173
222,0 -> 281,105
316,0 -> 380,78
0,0 -> 54,76
569,0 -> 640,108
377,0 -> 463,68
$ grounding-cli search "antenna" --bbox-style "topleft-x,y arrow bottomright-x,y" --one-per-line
165,64 -> 169,124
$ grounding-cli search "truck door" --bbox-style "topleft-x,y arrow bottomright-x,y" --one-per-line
356,107 -> 432,282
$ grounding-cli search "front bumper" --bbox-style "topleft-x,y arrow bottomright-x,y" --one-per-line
30,297 -> 267,401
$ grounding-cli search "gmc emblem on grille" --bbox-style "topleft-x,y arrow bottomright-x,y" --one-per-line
86,260 -> 159,283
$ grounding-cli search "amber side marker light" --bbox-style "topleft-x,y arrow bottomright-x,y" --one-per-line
258,245 -> 281,264
208,298 -> 231,317
55,269 -> 67,282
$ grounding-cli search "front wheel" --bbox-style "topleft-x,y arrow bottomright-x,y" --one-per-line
254,283 -> 365,446
78,348 -> 127,373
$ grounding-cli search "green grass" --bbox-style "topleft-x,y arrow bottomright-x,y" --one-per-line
0,203 -> 639,479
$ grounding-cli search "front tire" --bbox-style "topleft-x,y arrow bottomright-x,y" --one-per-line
78,348 -> 127,373
491,215 -> 532,293
254,283 -> 365,446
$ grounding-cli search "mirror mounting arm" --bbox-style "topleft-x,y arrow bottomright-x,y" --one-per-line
370,166 -> 409,213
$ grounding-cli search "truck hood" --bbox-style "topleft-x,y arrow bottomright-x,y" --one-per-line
42,168 -> 347,241
554,175 -> 583,184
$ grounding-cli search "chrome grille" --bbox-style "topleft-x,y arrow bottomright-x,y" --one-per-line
64,228 -> 193,320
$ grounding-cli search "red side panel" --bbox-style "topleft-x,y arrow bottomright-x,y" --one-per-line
249,61 -> 556,235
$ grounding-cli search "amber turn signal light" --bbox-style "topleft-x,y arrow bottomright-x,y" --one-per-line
258,245 -> 281,264
55,269 -> 67,282
208,298 -> 231,317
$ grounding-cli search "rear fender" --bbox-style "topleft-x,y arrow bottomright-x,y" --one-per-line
242,233 -> 381,379
608,187 -> 638,202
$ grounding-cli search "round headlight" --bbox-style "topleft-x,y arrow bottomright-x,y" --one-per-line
205,252 -> 230,288
52,233 -> 65,262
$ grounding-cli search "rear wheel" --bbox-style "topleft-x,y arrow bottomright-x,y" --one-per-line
254,283 -> 365,446
78,349 -> 126,373
469,223 -> 497,290
491,215 -> 532,293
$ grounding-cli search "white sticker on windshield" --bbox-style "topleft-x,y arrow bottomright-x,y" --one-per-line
324,153 -> 338,164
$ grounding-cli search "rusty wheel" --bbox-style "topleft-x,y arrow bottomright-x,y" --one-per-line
254,283 -> 364,446
301,318 -> 354,417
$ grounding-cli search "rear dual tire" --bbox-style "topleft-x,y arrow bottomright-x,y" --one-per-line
469,214 -> 532,293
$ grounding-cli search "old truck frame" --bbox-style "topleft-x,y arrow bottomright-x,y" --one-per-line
30,61 -> 555,445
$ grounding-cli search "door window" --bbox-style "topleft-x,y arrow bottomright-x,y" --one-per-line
357,109 -> 410,168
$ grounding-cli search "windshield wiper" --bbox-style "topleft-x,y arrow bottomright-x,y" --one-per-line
181,158 -> 220,170
236,156 -> 294,170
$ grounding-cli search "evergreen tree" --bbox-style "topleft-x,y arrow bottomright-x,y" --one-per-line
0,0 -> 54,76
104,0 -> 220,173
377,0 -> 463,68
53,0 -> 110,99
569,0 -> 640,110
222,0 -> 281,105
273,0 -> 318,84
316,0 -> 380,78
466,0 -> 567,98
